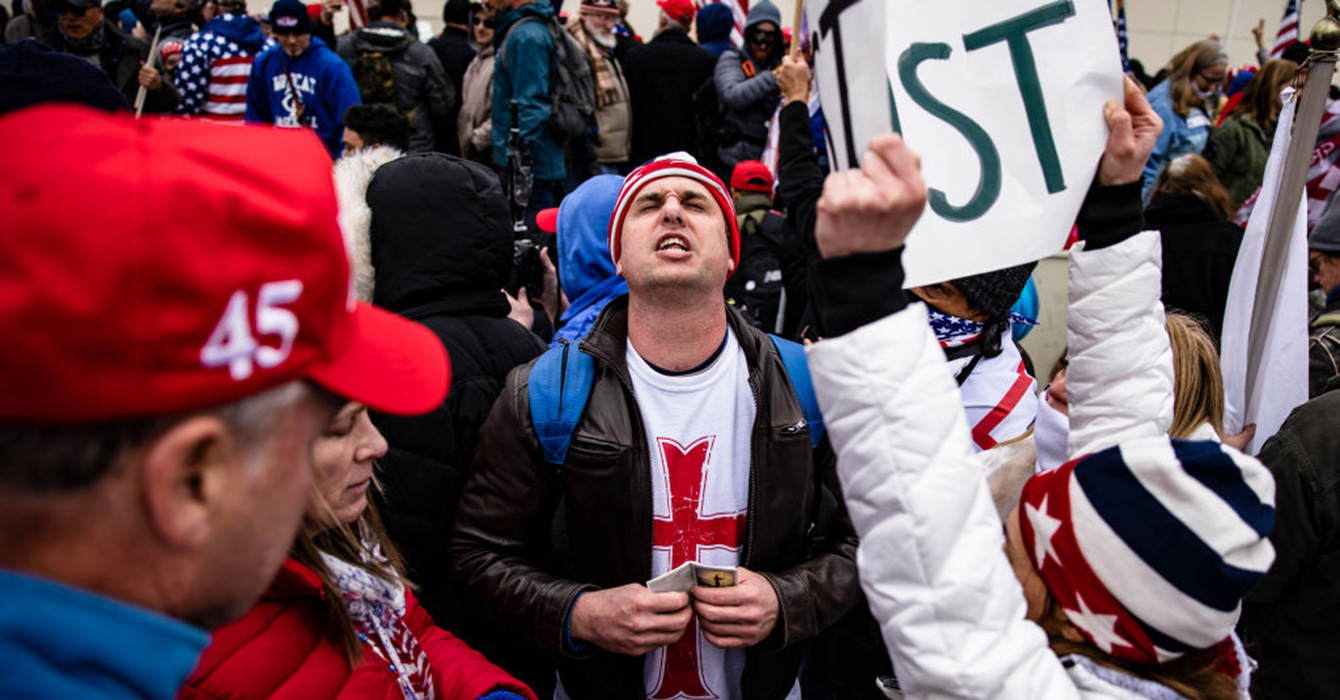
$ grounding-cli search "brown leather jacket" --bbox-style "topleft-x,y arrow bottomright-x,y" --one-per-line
449,297 -> 860,698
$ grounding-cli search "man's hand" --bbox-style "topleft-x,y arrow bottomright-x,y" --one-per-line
1252,18 -> 1266,51
538,245 -> 567,325
138,62 -> 162,90
1096,76 -> 1162,187
503,287 -> 533,329
320,0 -> 343,24
692,567 -> 779,649
777,53 -> 811,105
570,584 -> 693,656
814,133 -> 927,259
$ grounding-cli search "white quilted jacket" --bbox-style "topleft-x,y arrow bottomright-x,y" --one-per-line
806,232 -> 1179,699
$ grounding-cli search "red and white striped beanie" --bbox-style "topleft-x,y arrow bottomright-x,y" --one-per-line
607,152 -> 740,274
1019,436 -> 1275,665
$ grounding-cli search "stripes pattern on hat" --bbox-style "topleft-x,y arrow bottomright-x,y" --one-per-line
607,152 -> 739,272
1020,436 -> 1275,664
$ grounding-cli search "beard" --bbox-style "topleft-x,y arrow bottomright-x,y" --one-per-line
583,16 -> 617,48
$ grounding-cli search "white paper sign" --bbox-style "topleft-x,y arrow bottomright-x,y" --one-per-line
809,0 -> 1123,287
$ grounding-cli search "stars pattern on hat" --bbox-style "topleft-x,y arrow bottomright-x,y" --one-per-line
1025,495 -> 1063,569
1063,593 -> 1132,655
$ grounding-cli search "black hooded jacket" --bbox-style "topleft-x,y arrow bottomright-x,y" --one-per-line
365,153 -> 546,648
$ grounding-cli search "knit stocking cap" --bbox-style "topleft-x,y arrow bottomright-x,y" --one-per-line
608,152 -> 740,275
1018,436 -> 1275,665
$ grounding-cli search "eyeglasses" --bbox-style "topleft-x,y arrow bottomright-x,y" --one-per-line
472,15 -> 494,27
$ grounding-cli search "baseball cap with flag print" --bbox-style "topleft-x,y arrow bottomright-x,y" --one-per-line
0,105 -> 449,422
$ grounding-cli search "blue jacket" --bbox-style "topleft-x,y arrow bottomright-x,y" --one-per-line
245,36 -> 361,159
491,0 -> 565,181
0,569 -> 209,699
1142,79 -> 1212,198
695,2 -> 735,58
552,174 -> 626,347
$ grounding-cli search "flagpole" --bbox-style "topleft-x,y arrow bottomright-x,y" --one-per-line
1244,8 -> 1340,410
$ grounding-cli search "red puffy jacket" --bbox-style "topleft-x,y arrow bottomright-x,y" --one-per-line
179,558 -> 536,700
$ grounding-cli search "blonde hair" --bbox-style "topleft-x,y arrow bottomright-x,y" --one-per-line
1166,313 -> 1225,439
1168,40 -> 1227,118
292,480 -> 410,667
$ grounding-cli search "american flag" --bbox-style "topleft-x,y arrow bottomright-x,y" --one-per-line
698,0 -> 748,47
346,0 -> 369,30
1269,0 -> 1303,60
1114,0 -> 1130,74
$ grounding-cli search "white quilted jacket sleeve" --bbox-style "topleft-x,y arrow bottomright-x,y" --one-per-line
1066,232 -> 1174,459
807,306 -> 1081,700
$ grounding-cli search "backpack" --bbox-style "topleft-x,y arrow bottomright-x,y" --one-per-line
726,209 -> 787,333
353,49 -> 398,108
499,15 -> 595,143
528,334 -> 824,467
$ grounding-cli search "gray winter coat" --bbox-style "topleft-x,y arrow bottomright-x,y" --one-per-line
713,0 -> 782,167
337,21 -> 455,153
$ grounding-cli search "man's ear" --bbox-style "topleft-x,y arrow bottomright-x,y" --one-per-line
139,415 -> 235,552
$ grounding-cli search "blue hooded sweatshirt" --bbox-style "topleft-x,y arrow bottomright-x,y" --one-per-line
552,174 -> 627,347
176,14 -> 270,117
245,36 -> 361,159
491,0 -> 565,181
695,2 -> 735,58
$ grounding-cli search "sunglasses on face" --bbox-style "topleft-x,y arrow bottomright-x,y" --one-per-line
472,15 -> 494,27
55,3 -> 96,14
746,30 -> 776,45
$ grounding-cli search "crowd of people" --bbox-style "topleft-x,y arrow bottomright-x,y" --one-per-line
3,1 -> 1340,700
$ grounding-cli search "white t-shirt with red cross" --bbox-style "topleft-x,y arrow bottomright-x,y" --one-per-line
624,328 -> 798,700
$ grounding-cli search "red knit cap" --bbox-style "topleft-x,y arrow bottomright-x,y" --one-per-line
607,152 -> 740,276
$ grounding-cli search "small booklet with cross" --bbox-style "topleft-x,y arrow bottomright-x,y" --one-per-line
647,562 -> 738,593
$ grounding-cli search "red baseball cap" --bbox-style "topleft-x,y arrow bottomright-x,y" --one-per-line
0,105 -> 449,422
730,160 -> 774,193
536,207 -> 560,233
656,0 -> 695,25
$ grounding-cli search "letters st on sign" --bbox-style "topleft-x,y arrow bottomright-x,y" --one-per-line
808,0 -> 1120,287
816,0 -> 1077,223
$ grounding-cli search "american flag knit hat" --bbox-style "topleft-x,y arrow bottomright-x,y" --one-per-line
607,152 -> 740,275
1019,436 -> 1275,664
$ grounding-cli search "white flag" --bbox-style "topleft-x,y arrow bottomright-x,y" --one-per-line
1220,89 -> 1310,454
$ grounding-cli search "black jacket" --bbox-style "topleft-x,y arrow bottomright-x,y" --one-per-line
49,20 -> 178,113
1145,192 -> 1243,339
449,297 -> 862,699
428,26 -> 475,154
621,29 -> 716,165
364,153 -> 546,664
1241,384 -> 1340,700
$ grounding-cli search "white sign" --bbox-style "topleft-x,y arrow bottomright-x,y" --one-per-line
808,0 -> 1123,287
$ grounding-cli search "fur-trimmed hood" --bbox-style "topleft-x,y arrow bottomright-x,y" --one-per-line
333,145 -> 405,302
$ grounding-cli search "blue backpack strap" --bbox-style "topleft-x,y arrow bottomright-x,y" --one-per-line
528,341 -> 596,466
768,334 -> 825,449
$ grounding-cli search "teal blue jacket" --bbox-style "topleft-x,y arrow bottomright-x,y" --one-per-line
491,0 -> 565,181
0,569 -> 209,699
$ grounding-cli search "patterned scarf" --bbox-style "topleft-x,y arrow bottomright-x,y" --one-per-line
320,545 -> 435,700
927,308 -> 1037,350
569,19 -> 620,108
58,20 -> 106,56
